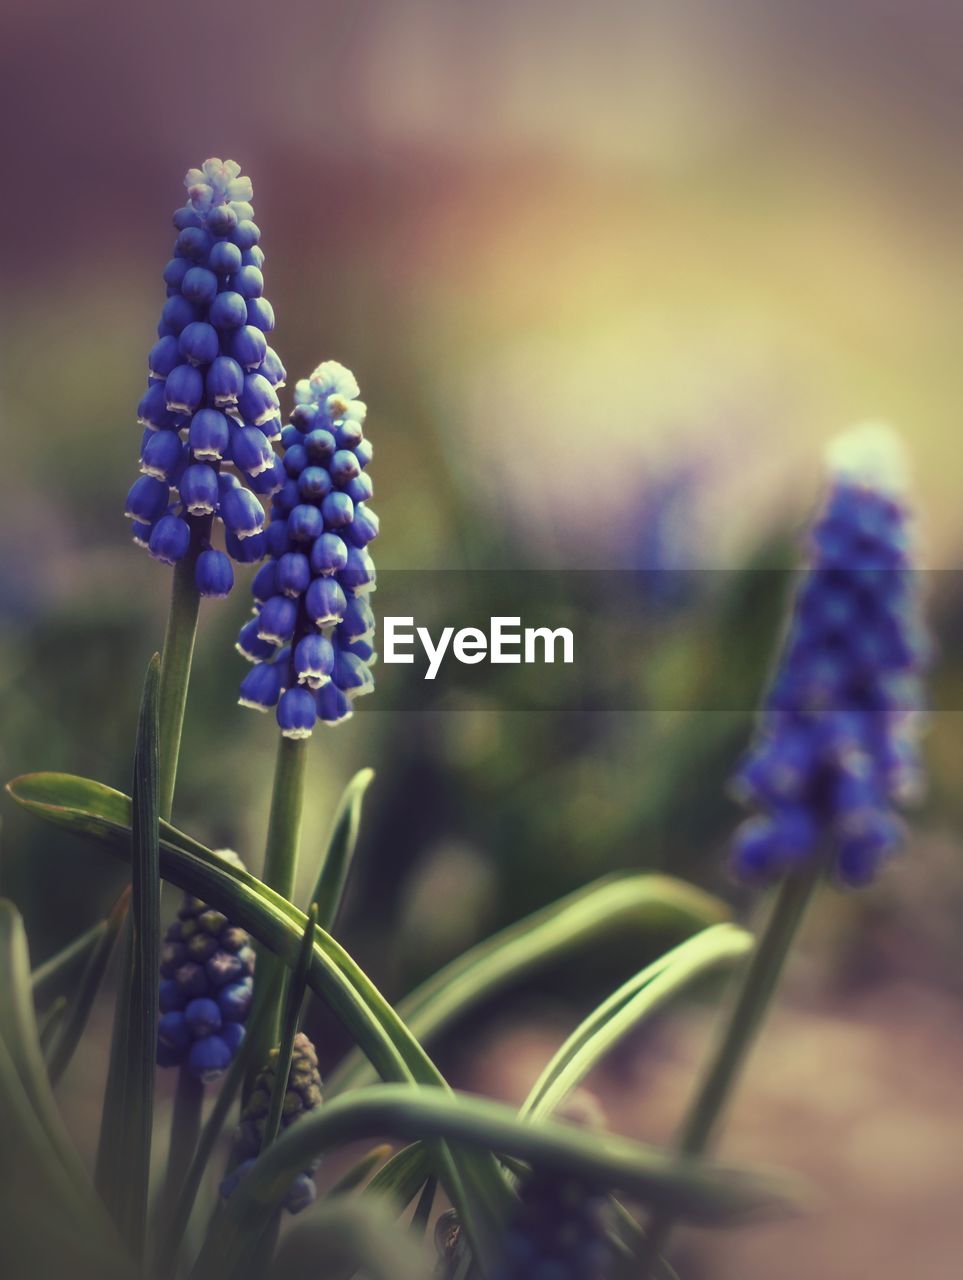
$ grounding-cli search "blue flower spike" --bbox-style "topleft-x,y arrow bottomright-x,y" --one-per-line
156,848 -> 255,1083
124,158 -> 283,597
731,425 -> 929,887
220,1032 -> 323,1214
235,360 -> 377,736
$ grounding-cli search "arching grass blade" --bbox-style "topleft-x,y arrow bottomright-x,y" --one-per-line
261,904 -> 317,1153
520,923 -> 753,1122
189,1084 -> 804,1280
46,886 -> 130,1086
309,768 -> 374,930
31,918 -> 108,1002
328,874 -> 730,1095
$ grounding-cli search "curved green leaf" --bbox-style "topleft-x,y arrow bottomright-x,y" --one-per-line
0,1035 -> 133,1280
329,873 -> 729,1095
118,653 -> 162,1254
363,1141 -> 433,1211
263,905 -> 317,1153
47,887 -> 129,1086
191,1084 -> 803,1280
309,767 -> 374,929
38,995 -> 67,1055
326,1143 -> 394,1196
5,772 -> 422,1087
0,901 -> 123,1253
31,918 -> 108,1001
6,773 -> 509,1267
521,924 -> 753,1122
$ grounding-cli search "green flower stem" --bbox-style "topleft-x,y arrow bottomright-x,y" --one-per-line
639,860 -> 822,1276
157,1069 -> 205,1236
153,529 -> 204,1230
245,736 -> 309,1089
261,736 -> 309,902
157,546 -> 203,822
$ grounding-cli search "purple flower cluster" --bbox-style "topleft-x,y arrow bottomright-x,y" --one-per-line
491,1176 -> 615,1280
235,361 -> 377,737
156,850 -> 255,1082
124,159 -> 286,598
731,429 -> 928,886
220,1032 -> 322,1214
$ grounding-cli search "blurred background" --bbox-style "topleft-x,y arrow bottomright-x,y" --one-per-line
2,2 -> 963,1276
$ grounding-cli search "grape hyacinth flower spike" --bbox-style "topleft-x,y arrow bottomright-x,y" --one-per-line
220,1032 -> 323,1213
157,849 -> 255,1082
638,427 -> 930,1280
124,158 -> 287,598
731,424 -> 929,887
236,360 -> 378,737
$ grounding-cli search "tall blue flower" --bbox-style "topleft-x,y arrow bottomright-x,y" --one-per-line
235,360 -> 377,737
124,159 -> 287,598
157,849 -> 255,1082
731,427 -> 928,886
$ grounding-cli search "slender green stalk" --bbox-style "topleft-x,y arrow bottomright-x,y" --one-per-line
639,861 -> 822,1275
146,550 -> 203,1256
261,905 -> 317,1153
261,737 -> 309,901
157,545 -> 203,822
31,919 -> 107,999
157,1069 -> 205,1233
245,736 -> 308,1089
153,1026 -> 258,1278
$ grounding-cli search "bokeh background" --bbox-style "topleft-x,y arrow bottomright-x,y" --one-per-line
3,3 -> 963,1277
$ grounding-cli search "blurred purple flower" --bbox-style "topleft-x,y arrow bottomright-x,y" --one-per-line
731,427 -> 929,886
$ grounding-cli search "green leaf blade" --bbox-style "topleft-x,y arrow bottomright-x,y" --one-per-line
262,904 -> 317,1153
191,1085 -> 805,1280
309,767 -> 374,930
329,873 -> 731,1095
125,653 -> 162,1254
31,918 -> 108,1001
520,923 -> 753,1123
7,772 -> 512,1273
46,887 -> 130,1087
94,657 -> 161,1258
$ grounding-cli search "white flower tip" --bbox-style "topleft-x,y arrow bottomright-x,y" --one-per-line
308,360 -> 360,402
827,422 -> 908,495
281,725 -> 314,739
211,847 -> 245,870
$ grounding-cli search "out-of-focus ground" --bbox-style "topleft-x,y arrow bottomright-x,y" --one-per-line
2,3 -> 963,1277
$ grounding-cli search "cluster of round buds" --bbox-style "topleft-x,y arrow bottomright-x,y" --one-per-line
220,1032 -> 322,1214
235,360 -> 377,737
731,426 -> 929,886
490,1175 -> 616,1280
157,849 -> 255,1082
124,159 -> 287,598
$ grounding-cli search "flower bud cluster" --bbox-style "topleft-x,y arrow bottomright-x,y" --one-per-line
732,428 -> 928,886
220,1032 -> 322,1214
156,849 -> 255,1081
491,1175 -> 615,1280
235,361 -> 377,736
124,158 -> 286,598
